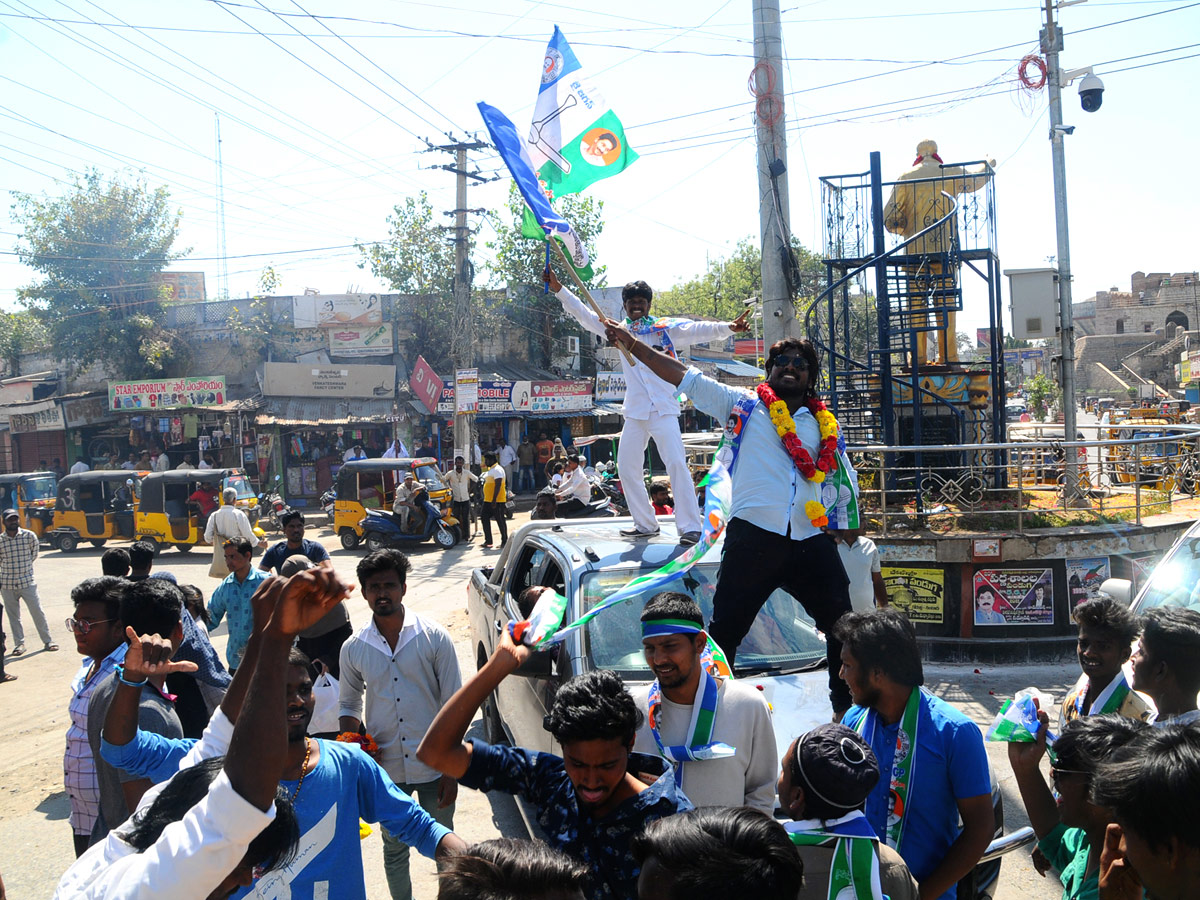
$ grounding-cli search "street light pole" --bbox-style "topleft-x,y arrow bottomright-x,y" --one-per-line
1041,0 -> 1084,504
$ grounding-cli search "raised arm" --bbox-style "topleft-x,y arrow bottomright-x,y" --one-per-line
1007,707 -> 1059,839
605,319 -> 688,387
416,629 -> 529,778
103,627 -> 199,748
544,268 -> 606,337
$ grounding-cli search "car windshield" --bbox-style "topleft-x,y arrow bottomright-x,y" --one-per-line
21,476 -> 56,501
224,474 -> 255,500
580,563 -> 828,678
1133,536 -> 1200,614
415,464 -> 446,491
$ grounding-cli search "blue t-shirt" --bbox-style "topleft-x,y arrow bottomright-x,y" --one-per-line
842,690 -> 991,900
260,539 -> 330,573
101,734 -> 448,900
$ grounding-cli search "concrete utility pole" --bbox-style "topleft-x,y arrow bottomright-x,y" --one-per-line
430,138 -> 488,464
752,0 -> 796,350
1041,0 -> 1083,503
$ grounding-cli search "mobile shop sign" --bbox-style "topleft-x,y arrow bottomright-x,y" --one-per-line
437,380 -> 593,415
529,380 -> 592,413
110,377 -> 226,410
409,355 -> 443,415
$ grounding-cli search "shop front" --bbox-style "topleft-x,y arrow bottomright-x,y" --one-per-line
61,393 -> 121,469
8,398 -> 67,471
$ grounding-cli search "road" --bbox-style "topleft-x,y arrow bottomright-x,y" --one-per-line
0,520 -> 1069,900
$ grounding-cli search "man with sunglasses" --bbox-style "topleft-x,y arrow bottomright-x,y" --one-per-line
605,325 -> 856,711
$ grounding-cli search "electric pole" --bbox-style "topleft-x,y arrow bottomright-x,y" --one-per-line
752,0 -> 796,350
429,138 -> 488,465
1041,0 -> 1083,503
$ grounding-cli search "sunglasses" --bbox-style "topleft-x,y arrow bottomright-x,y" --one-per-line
66,616 -> 114,635
770,354 -> 810,371
1050,765 -> 1090,786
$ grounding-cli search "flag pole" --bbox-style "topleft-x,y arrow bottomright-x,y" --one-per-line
548,237 -> 636,366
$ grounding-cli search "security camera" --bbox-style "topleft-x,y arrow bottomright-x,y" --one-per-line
1078,73 -> 1104,112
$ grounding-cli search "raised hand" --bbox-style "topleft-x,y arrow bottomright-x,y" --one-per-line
122,626 -> 199,681
1099,823 -> 1144,900
543,267 -> 563,294
603,318 -> 637,351
496,626 -> 534,670
1006,705 -> 1050,775
269,561 -> 354,637
729,308 -> 752,333
250,575 -> 283,635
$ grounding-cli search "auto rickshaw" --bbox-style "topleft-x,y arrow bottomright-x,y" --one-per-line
333,457 -> 458,549
0,471 -> 58,539
1101,411 -> 1197,493
48,470 -> 146,552
135,468 -> 258,554
1006,423 -> 1090,489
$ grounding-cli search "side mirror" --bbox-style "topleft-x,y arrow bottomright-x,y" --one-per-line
514,649 -> 554,678
1098,577 -> 1132,606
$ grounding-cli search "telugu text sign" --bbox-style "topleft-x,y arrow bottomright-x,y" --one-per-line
881,566 -> 945,624
109,377 -> 226,411
9,399 -> 65,433
436,379 -> 594,415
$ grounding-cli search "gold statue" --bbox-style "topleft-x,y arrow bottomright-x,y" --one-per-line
883,140 -> 994,366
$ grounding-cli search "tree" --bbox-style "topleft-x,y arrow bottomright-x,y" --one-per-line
1025,373 -> 1061,422
485,184 -> 607,369
0,311 -> 49,376
12,169 -> 187,378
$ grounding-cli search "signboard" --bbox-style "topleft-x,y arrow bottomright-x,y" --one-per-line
976,328 -> 992,350
595,372 -> 626,402
62,395 -> 113,429
292,293 -> 384,329
881,566 -> 944,624
455,368 -> 479,415
973,568 -> 1054,626
109,377 -> 226,411
261,363 -> 395,398
409,355 -> 443,415
1129,552 -> 1161,597
327,323 -> 394,357
1067,557 -> 1111,610
9,399 -> 65,433
436,379 -> 594,416
153,271 -> 206,302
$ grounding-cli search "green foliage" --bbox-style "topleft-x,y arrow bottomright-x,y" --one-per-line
12,169 -> 186,378
484,184 -> 607,368
225,267 -> 283,359
1025,373 -> 1061,422
0,311 -> 49,375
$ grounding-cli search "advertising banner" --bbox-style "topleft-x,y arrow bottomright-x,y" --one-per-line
409,355 -> 443,415
436,379 -> 594,416
109,377 -> 226,411
973,568 -> 1054,626
9,399 -> 65,433
881,566 -> 945,624
455,368 -> 479,415
327,323 -> 394,357
530,380 -> 592,413
292,293 -> 385,329
595,371 -> 626,402
261,363 -> 394,398
1067,557 -> 1111,610
62,395 -> 113,429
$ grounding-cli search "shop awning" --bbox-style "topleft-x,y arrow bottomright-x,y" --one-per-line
591,402 -> 624,417
255,397 -> 398,427
693,357 -> 765,378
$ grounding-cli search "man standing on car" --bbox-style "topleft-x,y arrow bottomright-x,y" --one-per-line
604,324 -> 856,712
836,609 -> 993,900
633,591 -> 776,813
554,454 -> 592,517
549,268 -> 750,545
444,456 -> 477,543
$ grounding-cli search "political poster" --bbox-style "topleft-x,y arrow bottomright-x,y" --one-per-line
881,566 -> 944,624
455,369 -> 479,415
973,568 -> 1054,626
1129,552 -> 1161,597
1067,557 -> 1111,610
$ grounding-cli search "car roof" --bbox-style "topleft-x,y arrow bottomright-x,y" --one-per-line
141,468 -> 244,483
339,457 -> 437,472
60,471 -> 147,484
494,517 -> 724,573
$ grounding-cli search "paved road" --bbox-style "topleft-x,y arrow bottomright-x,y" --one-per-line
0,521 -> 1070,899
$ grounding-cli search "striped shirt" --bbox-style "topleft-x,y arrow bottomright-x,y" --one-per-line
0,527 -> 38,589
65,644 -> 128,835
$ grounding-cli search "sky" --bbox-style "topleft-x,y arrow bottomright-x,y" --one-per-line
0,0 -> 1197,339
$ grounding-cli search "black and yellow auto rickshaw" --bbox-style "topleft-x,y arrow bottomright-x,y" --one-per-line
333,457 -> 457,549
0,471 -> 58,539
135,468 -> 258,554
48,470 -> 146,552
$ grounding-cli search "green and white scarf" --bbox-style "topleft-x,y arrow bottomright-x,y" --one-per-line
786,811 -> 884,900
853,687 -> 922,853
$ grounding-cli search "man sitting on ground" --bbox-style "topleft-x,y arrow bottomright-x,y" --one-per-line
418,634 -> 691,900
1130,607 -> 1200,727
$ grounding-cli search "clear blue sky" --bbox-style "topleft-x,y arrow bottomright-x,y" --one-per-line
0,0 -> 1196,337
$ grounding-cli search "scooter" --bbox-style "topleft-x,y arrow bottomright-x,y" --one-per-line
556,494 -> 615,518
258,476 -> 291,532
358,492 -> 458,552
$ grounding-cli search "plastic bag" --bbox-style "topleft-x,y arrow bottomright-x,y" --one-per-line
509,588 -> 570,649
985,686 -> 1058,743
308,665 -> 341,735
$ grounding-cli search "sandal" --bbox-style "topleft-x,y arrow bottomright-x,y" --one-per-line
0,672 -> 16,683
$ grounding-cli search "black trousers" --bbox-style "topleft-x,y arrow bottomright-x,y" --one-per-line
557,498 -> 588,515
297,621 -> 354,680
481,501 -> 508,546
451,500 -> 471,539
708,518 -> 853,712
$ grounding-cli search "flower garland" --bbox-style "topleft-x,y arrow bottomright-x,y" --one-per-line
336,731 -> 381,761
757,382 -> 840,527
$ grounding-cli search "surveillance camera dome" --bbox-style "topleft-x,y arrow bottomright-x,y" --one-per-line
1078,73 -> 1104,113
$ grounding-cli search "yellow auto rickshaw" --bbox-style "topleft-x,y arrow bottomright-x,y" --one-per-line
48,470 -> 146,552
0,471 -> 58,539
333,457 -> 457,549
135,468 -> 257,554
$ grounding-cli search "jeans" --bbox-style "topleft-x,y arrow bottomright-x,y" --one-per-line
1,584 -> 53,647
519,465 -> 535,493
481,502 -> 508,546
382,779 -> 455,900
708,519 -> 853,712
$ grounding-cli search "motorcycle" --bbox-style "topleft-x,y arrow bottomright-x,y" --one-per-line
258,476 -> 292,532
320,487 -> 336,519
557,494 -> 615,518
358,491 -> 458,552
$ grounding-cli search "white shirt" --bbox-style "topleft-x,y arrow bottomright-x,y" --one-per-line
838,536 -> 882,612
381,442 -> 408,460
71,460 -> 90,474
204,505 -> 258,545
472,444 -> 482,466
343,448 -> 367,462
153,454 -> 170,472
557,286 -> 732,419
557,466 -> 591,504
120,461 -> 136,470
198,460 -> 212,469
680,367 -> 858,542
498,444 -> 518,467
443,468 -> 477,502
176,461 -> 195,470
338,614 -> 462,785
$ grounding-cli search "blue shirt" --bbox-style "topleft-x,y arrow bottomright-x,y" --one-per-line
207,567 -> 269,670
679,368 -> 857,541
842,690 -> 991,900
259,538 -> 330,574
460,738 -> 692,900
101,732 -> 449,900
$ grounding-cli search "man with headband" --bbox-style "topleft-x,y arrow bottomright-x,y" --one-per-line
778,723 -> 918,900
633,592 -> 776,812
835,609 -> 991,900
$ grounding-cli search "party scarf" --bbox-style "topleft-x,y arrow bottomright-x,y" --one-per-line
643,619 -> 735,788
625,315 -> 690,359
786,812 -> 884,900
1072,672 -> 1131,719
853,688 -> 922,852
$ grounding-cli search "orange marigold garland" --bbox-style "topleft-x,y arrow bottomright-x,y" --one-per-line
336,731 -> 381,761
757,383 -> 839,526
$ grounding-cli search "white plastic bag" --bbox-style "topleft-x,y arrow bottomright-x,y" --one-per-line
985,686 -> 1057,743
308,664 -> 341,735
